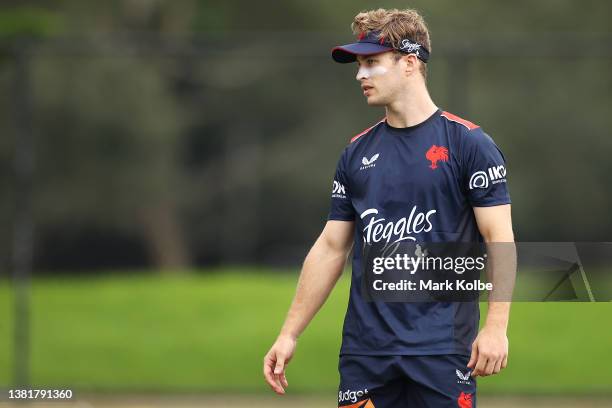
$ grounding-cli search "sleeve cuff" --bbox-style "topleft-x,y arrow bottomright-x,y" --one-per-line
470,198 -> 512,207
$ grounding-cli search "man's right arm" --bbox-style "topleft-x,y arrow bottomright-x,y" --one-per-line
263,219 -> 354,395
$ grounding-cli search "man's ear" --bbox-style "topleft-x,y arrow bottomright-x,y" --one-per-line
403,54 -> 419,76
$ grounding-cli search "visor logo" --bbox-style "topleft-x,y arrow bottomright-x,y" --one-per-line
399,39 -> 421,53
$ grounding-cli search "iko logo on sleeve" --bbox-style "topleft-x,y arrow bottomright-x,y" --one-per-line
469,165 -> 507,189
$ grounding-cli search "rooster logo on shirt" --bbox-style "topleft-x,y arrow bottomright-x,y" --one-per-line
425,145 -> 449,169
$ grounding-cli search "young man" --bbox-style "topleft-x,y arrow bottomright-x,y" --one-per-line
264,8 -> 514,408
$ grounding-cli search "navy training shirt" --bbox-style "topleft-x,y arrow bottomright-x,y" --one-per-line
328,108 -> 511,356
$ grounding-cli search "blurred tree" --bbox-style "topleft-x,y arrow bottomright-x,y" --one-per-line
0,0 -> 611,272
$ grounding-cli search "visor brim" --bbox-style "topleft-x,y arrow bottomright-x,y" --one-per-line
331,43 -> 394,63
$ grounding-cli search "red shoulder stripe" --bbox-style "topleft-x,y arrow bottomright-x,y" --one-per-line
350,117 -> 386,143
440,111 -> 480,130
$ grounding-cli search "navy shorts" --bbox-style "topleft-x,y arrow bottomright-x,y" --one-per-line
338,354 -> 476,408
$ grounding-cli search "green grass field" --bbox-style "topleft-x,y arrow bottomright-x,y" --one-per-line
0,269 -> 611,394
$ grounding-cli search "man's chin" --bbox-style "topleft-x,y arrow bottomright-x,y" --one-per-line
365,96 -> 385,106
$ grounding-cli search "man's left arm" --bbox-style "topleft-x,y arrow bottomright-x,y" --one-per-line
468,203 -> 516,377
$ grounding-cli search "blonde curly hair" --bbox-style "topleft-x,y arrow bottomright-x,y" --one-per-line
351,8 -> 431,78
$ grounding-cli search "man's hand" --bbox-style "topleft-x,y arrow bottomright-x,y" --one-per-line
467,324 -> 508,377
263,335 -> 297,394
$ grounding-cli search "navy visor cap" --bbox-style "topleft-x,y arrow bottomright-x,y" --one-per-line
332,31 -> 429,63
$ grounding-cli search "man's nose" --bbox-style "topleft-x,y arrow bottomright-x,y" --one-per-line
356,66 -> 368,81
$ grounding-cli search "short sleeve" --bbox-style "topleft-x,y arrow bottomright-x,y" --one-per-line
327,149 -> 356,221
462,129 -> 511,207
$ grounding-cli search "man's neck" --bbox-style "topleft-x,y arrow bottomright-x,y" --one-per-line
384,84 -> 438,128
